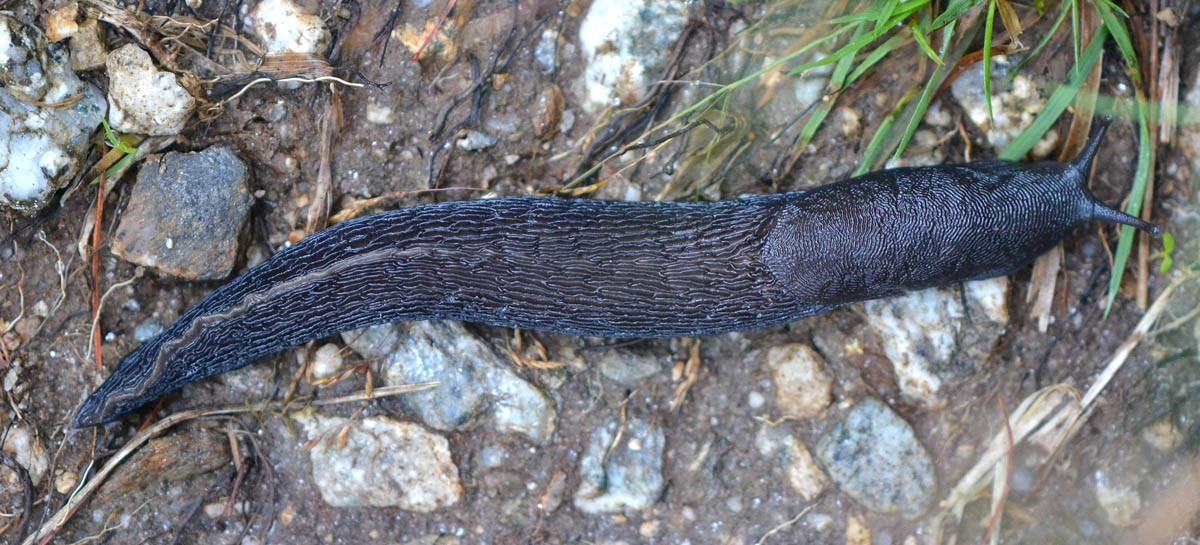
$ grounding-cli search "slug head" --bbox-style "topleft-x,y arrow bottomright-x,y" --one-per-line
1069,118 -> 1160,237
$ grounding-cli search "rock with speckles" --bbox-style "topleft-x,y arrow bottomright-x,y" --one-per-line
816,397 -> 936,519
294,412 -> 462,510
106,44 -> 195,135
574,417 -> 665,514
343,320 -> 557,445
111,146 -> 252,280
859,277 -> 1008,409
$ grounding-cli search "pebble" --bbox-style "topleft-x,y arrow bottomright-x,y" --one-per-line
859,277 -> 1008,408
0,14 -> 106,212
846,514 -> 871,545
343,321 -> 557,444
755,424 -> 827,501
110,146 -> 253,279
456,130 -> 498,151
310,343 -> 344,380
1094,469 -> 1141,528
295,412 -> 462,510
106,44 -> 195,135
574,417 -> 665,514
248,0 -> 331,55
596,348 -> 662,384
0,424 -> 47,486
815,398 -> 936,518
533,84 -> 564,139
577,0 -> 688,112
69,18 -> 106,71
766,343 -> 832,418
949,57 -> 1053,156
1141,418 -> 1183,451
133,319 -> 164,342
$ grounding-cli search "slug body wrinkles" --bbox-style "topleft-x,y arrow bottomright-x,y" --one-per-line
73,122 -> 1159,427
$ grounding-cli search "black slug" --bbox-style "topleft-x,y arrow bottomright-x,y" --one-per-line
73,122 -> 1158,427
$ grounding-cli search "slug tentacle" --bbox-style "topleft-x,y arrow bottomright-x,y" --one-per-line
74,123 -> 1160,428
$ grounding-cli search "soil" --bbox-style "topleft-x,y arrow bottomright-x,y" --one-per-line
1,1 -> 1198,544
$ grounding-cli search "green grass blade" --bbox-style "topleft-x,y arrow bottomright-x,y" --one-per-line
1008,0 -> 1072,83
1092,0 -> 1141,85
799,24 -> 866,147
999,26 -> 1108,160
891,20 -> 958,163
854,86 -> 920,176
932,0 -> 982,29
846,32 -> 909,84
910,20 -> 941,64
1104,94 -> 1153,317
983,0 -> 997,123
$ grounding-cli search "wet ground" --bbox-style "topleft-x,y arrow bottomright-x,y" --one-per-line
1,1 -> 1199,544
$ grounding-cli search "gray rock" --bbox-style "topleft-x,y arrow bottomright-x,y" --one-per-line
816,398 -> 936,519
574,417 -> 665,514
859,277 -> 1008,408
456,130 -> 498,151
343,321 -> 557,444
111,146 -> 252,280
295,413 -> 462,511
0,14 -> 106,212
596,349 -> 662,385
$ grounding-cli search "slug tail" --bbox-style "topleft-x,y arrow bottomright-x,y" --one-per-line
1070,117 -> 1111,177
1091,203 -> 1161,237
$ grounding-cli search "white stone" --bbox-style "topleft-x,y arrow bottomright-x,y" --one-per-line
784,436 -> 827,501
249,0 -> 331,55
295,412 -> 462,511
577,0 -> 687,113
2,424 -> 47,486
310,343 -> 343,380
105,45 -> 194,135
861,278 -> 1008,408
0,14 -> 105,212
1094,470 -> 1140,528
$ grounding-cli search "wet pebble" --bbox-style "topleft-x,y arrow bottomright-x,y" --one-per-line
574,417 -> 664,514
456,130 -> 498,151
343,321 -> 557,444
815,398 -> 936,518
0,14 -> 105,212
578,0 -> 688,112
295,413 -> 462,511
859,277 -> 1008,408
111,146 -> 253,279
106,44 -> 195,135
766,343 -> 832,418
